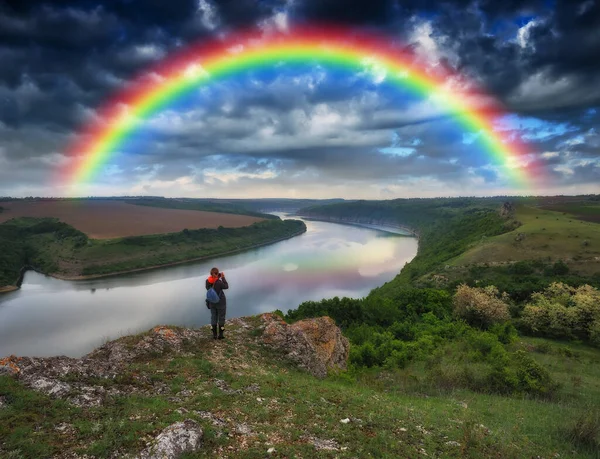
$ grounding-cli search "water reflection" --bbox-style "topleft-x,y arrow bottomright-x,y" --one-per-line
0,215 -> 417,357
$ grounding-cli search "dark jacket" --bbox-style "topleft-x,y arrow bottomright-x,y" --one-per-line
206,277 -> 228,306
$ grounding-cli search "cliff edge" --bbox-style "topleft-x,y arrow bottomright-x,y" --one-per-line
0,314 -> 349,458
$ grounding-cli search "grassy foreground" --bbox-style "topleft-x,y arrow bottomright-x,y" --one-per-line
1,318 -> 599,458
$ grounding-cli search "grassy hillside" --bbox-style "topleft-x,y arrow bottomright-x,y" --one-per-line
0,217 -> 306,288
299,197 -> 600,300
281,281 -> 600,457
2,317 -> 599,458
454,204 -> 600,266
423,204 -> 600,299
0,218 -> 88,289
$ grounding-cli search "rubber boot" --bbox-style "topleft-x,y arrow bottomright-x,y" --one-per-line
218,326 -> 225,340
211,325 -> 218,340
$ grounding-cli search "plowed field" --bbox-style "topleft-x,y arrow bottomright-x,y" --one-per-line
0,200 -> 264,239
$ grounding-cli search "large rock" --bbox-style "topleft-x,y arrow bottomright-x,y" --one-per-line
499,201 -> 514,217
260,314 -> 350,378
139,420 -> 203,459
0,326 -> 203,408
87,326 -> 202,365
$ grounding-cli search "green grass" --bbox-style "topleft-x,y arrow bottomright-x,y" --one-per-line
454,204 -> 600,267
1,322 -> 599,458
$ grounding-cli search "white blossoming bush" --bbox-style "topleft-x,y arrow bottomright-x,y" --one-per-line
453,284 -> 511,328
521,282 -> 600,345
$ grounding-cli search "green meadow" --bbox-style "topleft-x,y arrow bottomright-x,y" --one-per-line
1,319 -> 599,458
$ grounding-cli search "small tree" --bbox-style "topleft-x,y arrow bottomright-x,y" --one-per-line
521,283 -> 600,343
453,284 -> 510,329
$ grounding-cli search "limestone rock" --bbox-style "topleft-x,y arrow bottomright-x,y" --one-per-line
139,420 -> 203,459
0,326 -> 202,407
86,326 -> 202,366
499,202 -> 514,218
29,376 -> 72,398
260,313 -> 349,378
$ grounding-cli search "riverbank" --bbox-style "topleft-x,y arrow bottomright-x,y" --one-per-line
43,227 -> 307,281
0,218 -> 306,292
298,214 -> 418,237
296,198 -> 600,300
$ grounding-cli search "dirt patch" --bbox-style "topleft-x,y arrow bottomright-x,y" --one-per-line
0,200 -> 264,239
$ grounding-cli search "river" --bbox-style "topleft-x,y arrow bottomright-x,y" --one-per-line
0,214 -> 418,357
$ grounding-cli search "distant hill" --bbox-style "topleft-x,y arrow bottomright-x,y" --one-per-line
297,196 -> 600,299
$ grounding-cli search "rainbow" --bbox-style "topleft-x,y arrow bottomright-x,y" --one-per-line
62,25 -> 539,189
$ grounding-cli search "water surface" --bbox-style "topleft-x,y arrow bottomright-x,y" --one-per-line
0,215 -> 417,357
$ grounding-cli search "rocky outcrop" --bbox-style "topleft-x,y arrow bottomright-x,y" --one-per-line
0,314 -> 352,458
500,201 -> 515,218
0,326 -> 203,408
138,420 -> 203,459
87,325 -> 202,365
260,313 -> 350,378
0,315 -> 350,406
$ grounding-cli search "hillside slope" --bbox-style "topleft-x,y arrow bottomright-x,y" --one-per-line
2,314 -> 599,458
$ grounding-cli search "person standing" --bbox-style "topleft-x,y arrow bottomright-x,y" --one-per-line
206,267 -> 228,340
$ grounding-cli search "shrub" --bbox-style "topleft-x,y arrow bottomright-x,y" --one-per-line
509,261 -> 534,275
512,350 -> 559,396
466,331 -> 503,360
551,260 -> 570,275
489,322 -> 518,344
453,284 -> 510,328
521,283 -> 600,344
590,320 -> 600,347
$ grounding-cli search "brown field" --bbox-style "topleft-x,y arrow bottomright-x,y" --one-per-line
0,200 -> 265,239
538,204 -> 600,223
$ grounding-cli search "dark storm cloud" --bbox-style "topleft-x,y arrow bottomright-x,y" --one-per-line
435,0 -> 600,112
0,0 -> 599,197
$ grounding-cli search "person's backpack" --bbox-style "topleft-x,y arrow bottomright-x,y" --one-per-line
206,280 -> 220,304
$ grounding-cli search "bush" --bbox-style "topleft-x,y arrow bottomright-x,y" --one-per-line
589,320 -> 600,347
512,350 -> 559,396
426,332 -> 558,397
509,261 -> 535,275
453,284 -> 510,328
521,283 -> 600,344
489,322 -> 518,344
551,260 -> 570,275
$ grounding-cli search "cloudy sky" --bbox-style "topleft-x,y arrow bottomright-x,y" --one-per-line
0,0 -> 599,199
